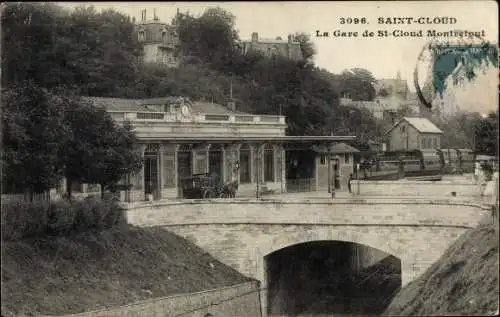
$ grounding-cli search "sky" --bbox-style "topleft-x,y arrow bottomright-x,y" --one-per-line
60,1 -> 498,113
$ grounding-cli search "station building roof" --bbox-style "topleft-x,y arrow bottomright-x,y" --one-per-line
81,96 -> 249,115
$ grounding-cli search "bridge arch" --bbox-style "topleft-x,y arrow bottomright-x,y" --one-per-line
261,230 -> 402,261
264,239 -> 402,316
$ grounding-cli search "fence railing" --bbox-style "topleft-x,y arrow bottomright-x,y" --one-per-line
107,111 -> 286,125
286,178 -> 316,193
1,192 -> 51,203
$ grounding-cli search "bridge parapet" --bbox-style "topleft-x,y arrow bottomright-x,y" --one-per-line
125,198 -> 488,229
351,180 -> 483,198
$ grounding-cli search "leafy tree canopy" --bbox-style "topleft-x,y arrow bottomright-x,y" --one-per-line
2,81 -> 66,194
1,82 -> 143,196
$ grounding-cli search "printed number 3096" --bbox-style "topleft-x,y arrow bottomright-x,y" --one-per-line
340,17 -> 368,24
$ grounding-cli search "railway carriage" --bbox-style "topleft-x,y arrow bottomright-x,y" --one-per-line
359,148 -> 475,180
438,149 -> 461,174
420,149 -> 444,173
456,148 -> 475,173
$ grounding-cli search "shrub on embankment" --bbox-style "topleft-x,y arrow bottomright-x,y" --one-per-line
1,198 -> 124,241
383,212 -> 499,316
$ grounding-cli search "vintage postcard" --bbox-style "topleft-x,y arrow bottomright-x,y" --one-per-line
1,1 -> 498,317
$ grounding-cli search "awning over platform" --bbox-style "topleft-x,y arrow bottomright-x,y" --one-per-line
312,142 -> 360,154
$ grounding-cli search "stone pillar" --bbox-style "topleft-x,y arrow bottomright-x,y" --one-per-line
274,144 -> 285,193
206,144 -> 210,174
128,144 -> 146,202
250,144 -> 256,184
260,144 -> 266,183
158,144 -> 163,200
257,255 -> 269,317
253,144 -> 264,184
173,144 -> 179,191
161,144 -> 177,199
224,145 -> 231,183
140,144 -> 146,197
192,147 -> 197,174
220,145 -> 227,183
233,144 -> 241,183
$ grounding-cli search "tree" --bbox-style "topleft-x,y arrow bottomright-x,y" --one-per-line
60,97 -> 143,198
1,81 -> 67,196
475,112 -> 498,156
293,32 -> 316,62
378,88 -> 390,97
1,2 -> 72,87
1,2 -> 142,95
176,7 -> 239,70
395,104 -> 416,119
66,6 -> 142,96
337,68 -> 377,101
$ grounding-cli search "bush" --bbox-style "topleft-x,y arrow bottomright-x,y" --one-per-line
1,197 -> 125,241
1,199 -> 50,240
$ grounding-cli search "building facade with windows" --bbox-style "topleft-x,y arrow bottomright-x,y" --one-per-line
135,9 -> 180,67
239,32 -> 303,61
340,71 -> 420,120
74,96 -> 354,202
384,117 -> 443,151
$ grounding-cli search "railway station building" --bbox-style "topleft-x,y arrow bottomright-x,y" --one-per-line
75,97 -> 355,202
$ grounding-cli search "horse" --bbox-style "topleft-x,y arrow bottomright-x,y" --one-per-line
221,180 -> 239,198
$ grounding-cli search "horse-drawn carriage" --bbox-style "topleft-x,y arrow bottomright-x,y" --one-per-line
180,173 -> 238,199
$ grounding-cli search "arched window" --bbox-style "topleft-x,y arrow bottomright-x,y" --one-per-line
271,45 -> 278,58
239,144 -> 251,184
138,31 -> 145,41
264,144 -> 275,182
208,144 -> 223,178
161,31 -> 167,41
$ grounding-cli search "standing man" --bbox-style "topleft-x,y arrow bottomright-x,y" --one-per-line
348,173 -> 353,194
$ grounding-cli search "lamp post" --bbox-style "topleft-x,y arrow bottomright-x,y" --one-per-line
256,146 -> 260,199
356,162 -> 360,195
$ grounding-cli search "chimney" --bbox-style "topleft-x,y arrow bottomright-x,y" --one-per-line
251,32 -> 258,42
144,9 -> 147,21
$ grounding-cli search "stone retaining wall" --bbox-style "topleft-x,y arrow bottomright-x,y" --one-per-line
43,281 -> 261,317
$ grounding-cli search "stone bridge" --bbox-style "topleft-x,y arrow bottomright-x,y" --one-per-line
125,196 -> 490,315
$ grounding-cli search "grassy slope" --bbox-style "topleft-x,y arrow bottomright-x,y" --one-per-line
384,217 -> 499,316
1,225 -> 254,316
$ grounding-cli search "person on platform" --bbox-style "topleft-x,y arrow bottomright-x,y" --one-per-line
348,173 -> 353,193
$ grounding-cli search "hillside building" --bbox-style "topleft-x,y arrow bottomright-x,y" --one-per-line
239,32 -> 303,61
135,9 -> 180,67
340,71 -> 420,120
